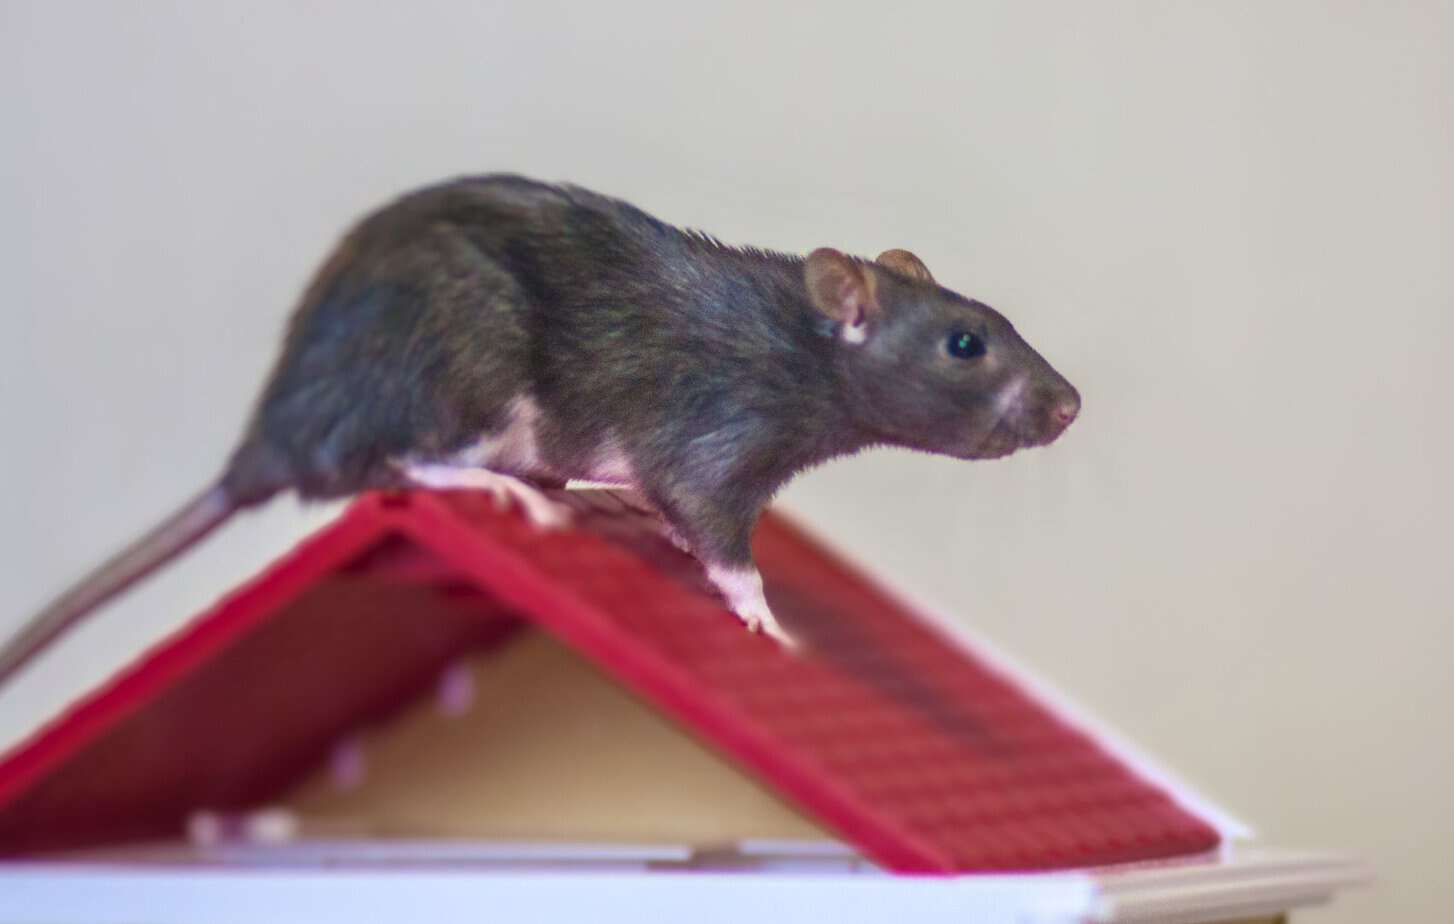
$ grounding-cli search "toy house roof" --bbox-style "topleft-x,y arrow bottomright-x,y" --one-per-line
0,489 -> 1224,872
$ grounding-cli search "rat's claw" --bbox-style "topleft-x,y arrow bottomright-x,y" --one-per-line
760,616 -> 798,649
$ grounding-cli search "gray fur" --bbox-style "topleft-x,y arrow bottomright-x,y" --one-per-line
227,174 -> 1080,568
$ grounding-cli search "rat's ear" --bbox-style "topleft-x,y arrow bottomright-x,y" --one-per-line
875,248 -> 935,284
805,248 -> 880,344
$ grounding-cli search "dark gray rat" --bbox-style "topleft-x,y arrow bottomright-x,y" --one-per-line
0,174 -> 1079,682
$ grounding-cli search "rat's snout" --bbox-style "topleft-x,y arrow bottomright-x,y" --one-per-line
1051,388 -> 1080,430
1025,381 -> 1080,445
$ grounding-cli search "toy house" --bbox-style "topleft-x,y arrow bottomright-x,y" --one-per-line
0,490 -> 1364,922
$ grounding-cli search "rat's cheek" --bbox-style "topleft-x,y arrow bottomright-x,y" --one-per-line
992,374 -> 1031,421
911,412 -> 978,459
952,402 -> 1012,458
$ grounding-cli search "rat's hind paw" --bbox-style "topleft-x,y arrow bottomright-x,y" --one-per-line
404,464 -> 572,530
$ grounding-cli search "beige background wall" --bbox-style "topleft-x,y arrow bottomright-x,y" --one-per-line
2,3 -> 1449,920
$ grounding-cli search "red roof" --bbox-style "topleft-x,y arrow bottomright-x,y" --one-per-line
0,490 -> 1219,871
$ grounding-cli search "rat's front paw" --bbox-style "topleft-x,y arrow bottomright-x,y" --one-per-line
705,563 -> 798,649
734,600 -> 798,648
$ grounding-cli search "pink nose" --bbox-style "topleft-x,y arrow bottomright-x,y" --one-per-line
1052,393 -> 1080,427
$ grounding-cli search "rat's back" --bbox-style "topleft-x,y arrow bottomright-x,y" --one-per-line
225,175 -> 815,504
222,175 -> 652,501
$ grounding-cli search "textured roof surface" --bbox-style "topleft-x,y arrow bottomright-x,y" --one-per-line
0,490 -> 1219,870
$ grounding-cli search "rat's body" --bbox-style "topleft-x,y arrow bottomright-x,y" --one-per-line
0,174 -> 1079,684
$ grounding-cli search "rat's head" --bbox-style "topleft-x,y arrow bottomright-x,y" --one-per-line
805,247 -> 1080,460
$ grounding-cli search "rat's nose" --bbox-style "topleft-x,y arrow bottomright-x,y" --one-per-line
1050,389 -> 1080,430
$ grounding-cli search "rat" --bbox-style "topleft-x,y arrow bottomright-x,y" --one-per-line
0,174 -> 1079,685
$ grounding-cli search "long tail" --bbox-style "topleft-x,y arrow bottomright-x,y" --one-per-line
0,483 -> 236,689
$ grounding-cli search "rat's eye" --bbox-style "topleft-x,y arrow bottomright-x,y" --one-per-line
947,330 -> 987,360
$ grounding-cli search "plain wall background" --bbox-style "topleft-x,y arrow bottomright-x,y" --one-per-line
1,2 -> 1449,920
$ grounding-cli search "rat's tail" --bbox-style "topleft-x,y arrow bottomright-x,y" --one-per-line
0,483 -> 237,689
